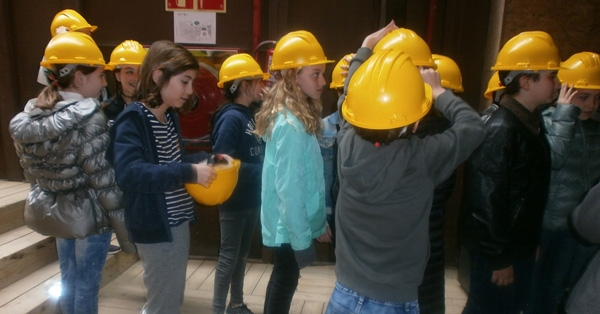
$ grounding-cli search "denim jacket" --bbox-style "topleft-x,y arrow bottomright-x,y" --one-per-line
319,111 -> 339,214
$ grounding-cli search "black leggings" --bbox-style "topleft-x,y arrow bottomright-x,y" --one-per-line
264,244 -> 300,314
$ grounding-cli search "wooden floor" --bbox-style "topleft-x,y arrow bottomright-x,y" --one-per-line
97,259 -> 467,314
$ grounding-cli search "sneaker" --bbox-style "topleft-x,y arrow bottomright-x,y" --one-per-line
226,303 -> 253,314
108,244 -> 121,255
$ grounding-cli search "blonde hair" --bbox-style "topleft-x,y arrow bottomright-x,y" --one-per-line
254,68 -> 323,139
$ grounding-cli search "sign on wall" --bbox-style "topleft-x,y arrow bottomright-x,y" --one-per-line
174,11 -> 217,44
166,0 -> 226,13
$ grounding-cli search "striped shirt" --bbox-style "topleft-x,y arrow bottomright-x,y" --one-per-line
141,104 -> 195,226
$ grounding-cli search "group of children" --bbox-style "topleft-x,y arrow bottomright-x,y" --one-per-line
7,8 -> 600,314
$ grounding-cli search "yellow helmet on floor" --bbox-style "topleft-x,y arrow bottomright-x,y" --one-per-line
373,28 -> 436,68
50,9 -> 97,37
330,54 -> 352,89
491,31 -> 560,73
106,40 -> 147,71
185,159 -> 241,206
484,71 -> 504,100
217,53 -> 270,88
342,49 -> 432,130
269,30 -> 333,71
40,32 -> 105,69
558,52 -> 600,90
432,54 -> 464,93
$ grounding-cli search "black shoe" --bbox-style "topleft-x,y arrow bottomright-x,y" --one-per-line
108,244 -> 121,255
226,303 -> 253,314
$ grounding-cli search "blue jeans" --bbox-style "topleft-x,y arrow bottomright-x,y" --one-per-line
213,208 -> 259,314
56,231 -> 111,314
462,251 -> 534,314
264,244 -> 300,314
529,229 -> 598,314
326,281 -> 420,314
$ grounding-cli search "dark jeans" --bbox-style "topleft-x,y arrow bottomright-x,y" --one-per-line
264,243 -> 300,314
213,208 -> 259,314
529,229 -> 598,314
462,250 -> 535,314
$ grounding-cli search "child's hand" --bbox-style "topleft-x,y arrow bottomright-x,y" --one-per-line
557,83 -> 578,105
420,68 -> 446,99
361,20 -> 398,50
316,225 -> 333,243
192,163 -> 217,188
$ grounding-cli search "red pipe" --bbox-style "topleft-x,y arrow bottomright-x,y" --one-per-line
252,0 -> 261,51
426,0 -> 437,46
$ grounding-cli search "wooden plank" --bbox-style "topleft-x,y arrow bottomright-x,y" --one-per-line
301,300 -> 326,314
0,232 -> 56,290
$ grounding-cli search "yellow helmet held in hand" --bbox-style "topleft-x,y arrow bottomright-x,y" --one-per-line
50,9 -> 97,37
484,71 -> 504,100
269,30 -> 334,71
40,32 -> 105,69
491,31 -> 561,72
373,28 -> 436,68
342,49 -> 433,130
185,158 -> 241,206
106,40 -> 147,71
558,52 -> 600,90
330,54 -> 352,89
217,53 -> 270,88
432,54 -> 464,93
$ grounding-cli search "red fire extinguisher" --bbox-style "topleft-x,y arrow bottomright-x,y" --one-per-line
253,40 -> 277,87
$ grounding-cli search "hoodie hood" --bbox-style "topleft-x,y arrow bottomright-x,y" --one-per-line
338,128 -> 412,204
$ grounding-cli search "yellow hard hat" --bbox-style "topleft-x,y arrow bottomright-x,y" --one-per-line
558,52 -> 600,90
373,28 -> 436,68
217,53 -> 270,88
432,54 -> 464,93
50,9 -> 97,37
330,54 -> 352,89
491,31 -> 560,72
270,30 -> 334,71
106,40 -> 147,71
40,32 -> 105,68
185,159 -> 241,206
342,49 -> 432,130
484,71 -> 504,100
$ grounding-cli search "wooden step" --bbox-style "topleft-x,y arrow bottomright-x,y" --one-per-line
0,238 -> 139,314
0,180 -> 29,234
0,226 -> 56,291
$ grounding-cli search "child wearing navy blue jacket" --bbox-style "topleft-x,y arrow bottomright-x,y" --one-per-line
210,53 -> 269,314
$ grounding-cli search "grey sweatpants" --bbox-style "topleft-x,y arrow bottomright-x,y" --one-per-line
137,222 -> 190,314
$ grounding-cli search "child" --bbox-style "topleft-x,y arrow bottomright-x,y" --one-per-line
103,40 -> 147,122
417,53 -> 465,314
318,54 -> 352,246
210,53 -> 269,314
38,9 -> 97,86
326,21 -> 485,314
9,31 -> 131,314
253,30 -> 332,314
530,51 -> 600,314
460,31 -> 560,314
565,180 -> 600,313
106,40 -> 218,314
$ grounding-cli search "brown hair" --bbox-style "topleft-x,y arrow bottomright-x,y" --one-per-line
134,40 -> 199,113
36,65 -> 97,109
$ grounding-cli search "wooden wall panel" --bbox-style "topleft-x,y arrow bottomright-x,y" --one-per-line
503,0 -> 600,61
